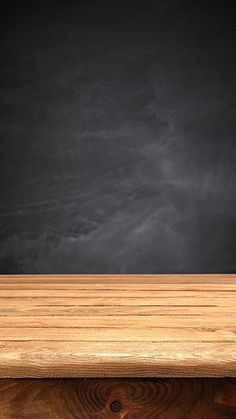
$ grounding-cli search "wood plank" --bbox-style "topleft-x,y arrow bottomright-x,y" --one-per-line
0,326 -> 235,342
0,297 -> 235,306
1,305 -> 236,316
0,378 -> 235,419
1,274 -> 236,283
1,282 -> 236,290
1,289 -> 236,297
1,378 -> 236,419
0,341 -> 236,377
1,315 -> 236,328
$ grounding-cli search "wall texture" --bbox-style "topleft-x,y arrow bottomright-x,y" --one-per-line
0,1 -> 235,273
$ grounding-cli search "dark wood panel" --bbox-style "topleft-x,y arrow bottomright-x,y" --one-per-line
0,378 -> 236,419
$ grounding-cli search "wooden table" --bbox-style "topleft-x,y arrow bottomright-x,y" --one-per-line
0,274 -> 236,418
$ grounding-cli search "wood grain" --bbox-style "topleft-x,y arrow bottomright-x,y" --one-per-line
1,378 -> 236,418
0,274 -> 236,377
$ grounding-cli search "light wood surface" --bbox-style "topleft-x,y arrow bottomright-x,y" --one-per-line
0,274 -> 235,378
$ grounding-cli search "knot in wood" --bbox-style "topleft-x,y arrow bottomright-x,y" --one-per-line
110,400 -> 122,412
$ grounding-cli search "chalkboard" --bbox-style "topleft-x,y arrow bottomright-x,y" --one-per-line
0,1 -> 235,273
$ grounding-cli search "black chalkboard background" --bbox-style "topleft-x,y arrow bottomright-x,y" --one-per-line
0,1 -> 235,273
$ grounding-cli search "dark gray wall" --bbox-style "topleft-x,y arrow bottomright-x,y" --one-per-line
0,1 -> 235,273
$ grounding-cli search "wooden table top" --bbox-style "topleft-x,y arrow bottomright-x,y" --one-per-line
0,274 -> 235,378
